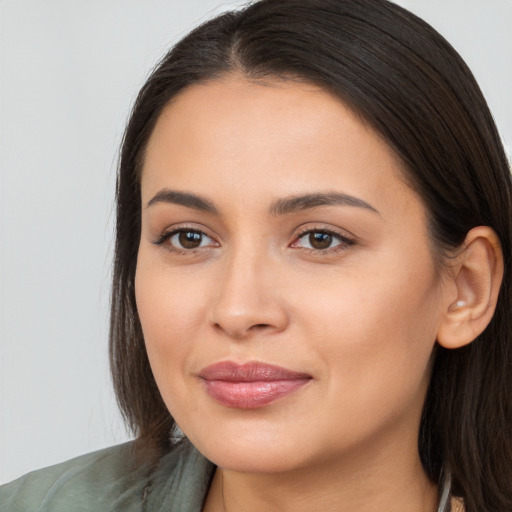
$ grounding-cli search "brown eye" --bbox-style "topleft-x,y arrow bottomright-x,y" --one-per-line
292,229 -> 354,252
178,230 -> 203,249
156,229 -> 217,251
308,232 -> 333,250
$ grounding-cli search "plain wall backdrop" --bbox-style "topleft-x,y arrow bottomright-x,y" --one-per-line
1,0 -> 511,484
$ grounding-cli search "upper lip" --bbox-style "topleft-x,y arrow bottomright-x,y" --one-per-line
198,361 -> 312,382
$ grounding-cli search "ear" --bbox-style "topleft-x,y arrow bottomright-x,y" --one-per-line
437,226 -> 504,349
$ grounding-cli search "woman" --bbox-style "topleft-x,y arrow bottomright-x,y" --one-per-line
2,0 -> 510,511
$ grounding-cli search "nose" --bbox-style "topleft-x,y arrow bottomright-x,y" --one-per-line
209,248 -> 289,340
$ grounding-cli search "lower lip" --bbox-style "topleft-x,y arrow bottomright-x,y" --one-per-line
202,379 -> 311,409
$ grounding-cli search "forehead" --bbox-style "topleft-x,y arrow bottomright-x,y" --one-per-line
141,76 -> 420,222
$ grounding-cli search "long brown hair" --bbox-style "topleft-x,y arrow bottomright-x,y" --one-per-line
109,1 -> 512,509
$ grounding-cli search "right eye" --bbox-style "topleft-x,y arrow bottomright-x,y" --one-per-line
154,229 -> 218,251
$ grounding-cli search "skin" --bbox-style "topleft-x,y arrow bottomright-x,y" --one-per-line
135,76 -> 453,511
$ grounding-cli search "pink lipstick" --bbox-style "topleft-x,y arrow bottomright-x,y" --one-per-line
198,361 -> 311,409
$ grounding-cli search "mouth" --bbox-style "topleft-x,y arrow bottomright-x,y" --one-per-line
198,361 -> 312,409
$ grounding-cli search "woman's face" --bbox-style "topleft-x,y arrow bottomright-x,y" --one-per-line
135,76 -> 449,474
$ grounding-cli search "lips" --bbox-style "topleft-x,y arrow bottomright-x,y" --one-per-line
198,361 -> 312,409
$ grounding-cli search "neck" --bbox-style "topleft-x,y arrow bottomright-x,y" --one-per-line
203,432 -> 438,512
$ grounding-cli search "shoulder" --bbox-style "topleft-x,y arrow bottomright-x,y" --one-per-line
0,442 -> 142,512
0,440 -> 214,512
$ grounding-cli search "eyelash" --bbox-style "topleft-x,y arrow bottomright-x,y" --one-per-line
152,226 -> 355,255
291,228 -> 355,254
152,226 -> 217,254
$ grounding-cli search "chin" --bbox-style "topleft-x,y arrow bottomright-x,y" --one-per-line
184,423 -> 309,474
203,443 -> 304,474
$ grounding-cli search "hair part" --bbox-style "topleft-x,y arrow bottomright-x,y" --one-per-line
110,1 -> 512,510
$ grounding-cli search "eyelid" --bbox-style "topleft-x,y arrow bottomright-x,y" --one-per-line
290,225 -> 356,252
152,224 -> 220,250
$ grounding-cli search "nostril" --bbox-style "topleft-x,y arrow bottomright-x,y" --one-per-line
213,321 -> 273,338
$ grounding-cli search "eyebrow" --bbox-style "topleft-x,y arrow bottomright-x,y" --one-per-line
146,189 -> 218,214
269,192 -> 379,216
146,189 -> 379,216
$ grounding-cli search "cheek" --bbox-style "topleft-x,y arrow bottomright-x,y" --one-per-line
299,252 -> 441,406
134,259 -> 213,426
302,248 -> 440,332
134,252 -> 208,379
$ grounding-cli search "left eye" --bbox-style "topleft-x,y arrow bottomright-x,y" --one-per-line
293,230 -> 351,251
164,229 -> 215,250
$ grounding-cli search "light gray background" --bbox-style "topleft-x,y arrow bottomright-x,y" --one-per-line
1,0 -> 511,484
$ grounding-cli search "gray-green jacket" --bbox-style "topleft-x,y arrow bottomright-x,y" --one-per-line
0,440 -> 214,512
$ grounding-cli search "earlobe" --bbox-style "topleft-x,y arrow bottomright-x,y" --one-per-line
437,226 -> 504,349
